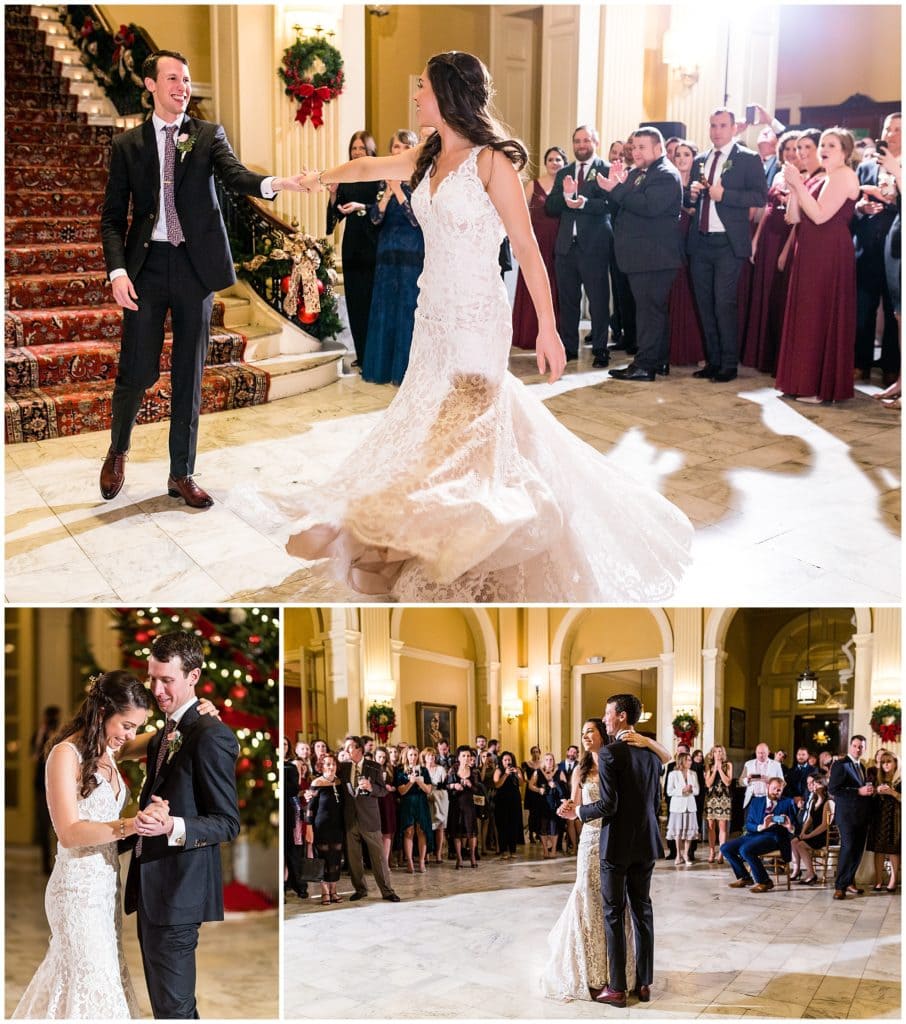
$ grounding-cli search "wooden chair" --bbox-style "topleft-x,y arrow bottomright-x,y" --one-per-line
760,850 -> 793,890
812,811 -> 841,886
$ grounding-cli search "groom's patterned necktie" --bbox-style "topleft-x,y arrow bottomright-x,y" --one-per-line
162,124 -> 185,246
136,718 -> 175,857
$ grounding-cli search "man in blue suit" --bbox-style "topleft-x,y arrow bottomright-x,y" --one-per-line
720,777 -> 798,892
686,108 -> 767,382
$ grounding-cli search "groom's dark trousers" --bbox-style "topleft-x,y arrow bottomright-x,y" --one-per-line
579,735 -> 663,993
123,703 -> 240,1019
101,117 -> 271,476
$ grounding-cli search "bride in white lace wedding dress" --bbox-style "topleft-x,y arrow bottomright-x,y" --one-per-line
284,52 -> 692,601
541,720 -> 669,1001
12,673 -> 154,1020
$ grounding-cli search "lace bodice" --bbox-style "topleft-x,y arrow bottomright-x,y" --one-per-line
411,147 -> 506,326
580,778 -> 602,830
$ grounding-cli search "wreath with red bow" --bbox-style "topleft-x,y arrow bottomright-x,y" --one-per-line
278,35 -> 344,129
870,701 -> 901,744
672,712 -> 699,748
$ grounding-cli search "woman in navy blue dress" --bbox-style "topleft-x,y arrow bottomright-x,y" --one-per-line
362,130 -> 425,385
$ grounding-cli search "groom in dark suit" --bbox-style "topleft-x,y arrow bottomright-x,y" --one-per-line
100,50 -> 306,508
828,735 -> 874,900
125,630 -> 240,1018
560,693 -> 663,1006
686,108 -> 767,382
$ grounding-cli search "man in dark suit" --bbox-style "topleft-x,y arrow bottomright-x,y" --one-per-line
686,108 -> 767,382
546,125 -> 612,366
719,777 -> 799,893
828,735 -> 874,900
598,127 -> 682,381
125,630 -> 240,1019
100,50 -> 306,508
560,693 -> 662,1007
786,746 -> 817,800
338,736 -> 400,903
853,112 -> 901,384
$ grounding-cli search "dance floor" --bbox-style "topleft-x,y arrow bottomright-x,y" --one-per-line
4,845 -> 279,1019
285,846 -> 901,1019
5,348 -> 900,603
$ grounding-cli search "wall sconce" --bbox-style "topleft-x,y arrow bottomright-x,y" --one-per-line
587,655 -> 605,664
638,704 -> 652,724
503,699 -> 523,724
286,8 -> 338,40
662,29 -> 700,88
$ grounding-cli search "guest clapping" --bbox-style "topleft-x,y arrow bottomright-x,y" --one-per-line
774,128 -> 861,403
666,752 -> 700,865
704,745 -> 733,863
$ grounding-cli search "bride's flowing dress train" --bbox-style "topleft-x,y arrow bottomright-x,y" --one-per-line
12,743 -> 139,1020
540,778 -> 635,1001
277,147 -> 692,600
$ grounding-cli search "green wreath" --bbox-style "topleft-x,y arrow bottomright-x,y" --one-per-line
870,700 -> 901,743
278,36 -> 344,128
671,712 -> 699,744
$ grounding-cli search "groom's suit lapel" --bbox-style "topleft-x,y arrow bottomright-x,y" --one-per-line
140,117 -> 161,209
150,704 -> 199,795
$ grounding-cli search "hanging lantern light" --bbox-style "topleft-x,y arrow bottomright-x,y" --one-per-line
797,608 -> 818,705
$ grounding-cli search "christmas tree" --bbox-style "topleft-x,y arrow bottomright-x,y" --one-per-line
106,607 -> 279,845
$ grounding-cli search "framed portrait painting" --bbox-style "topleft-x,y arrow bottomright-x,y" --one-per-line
729,707 -> 746,749
415,702 -> 457,750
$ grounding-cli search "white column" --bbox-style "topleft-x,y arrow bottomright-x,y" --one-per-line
852,631 -> 876,754
657,652 -> 675,749
488,659 -> 502,743
701,647 -> 727,751
598,4 -> 646,149
361,608 -> 393,703
548,661 -> 564,754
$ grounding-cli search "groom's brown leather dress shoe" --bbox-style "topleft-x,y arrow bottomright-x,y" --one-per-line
634,985 -> 651,1003
594,987 -> 627,1008
167,474 -> 214,509
100,447 -> 128,500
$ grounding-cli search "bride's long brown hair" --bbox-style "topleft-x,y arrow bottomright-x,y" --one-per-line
411,51 -> 528,190
53,671 -> 153,797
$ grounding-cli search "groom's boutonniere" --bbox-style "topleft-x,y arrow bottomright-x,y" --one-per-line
175,133 -> 195,163
165,730 -> 183,764
633,172 -> 647,188
720,159 -> 734,175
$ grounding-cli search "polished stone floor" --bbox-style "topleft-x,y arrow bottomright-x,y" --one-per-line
285,845 -> 901,1019
5,347 -> 900,603
4,845 -> 279,1019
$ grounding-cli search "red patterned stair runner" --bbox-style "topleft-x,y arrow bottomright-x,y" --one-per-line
4,5 -> 270,444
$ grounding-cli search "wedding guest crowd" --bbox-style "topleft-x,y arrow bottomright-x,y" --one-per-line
329,102 -> 899,403
291,726 -> 899,909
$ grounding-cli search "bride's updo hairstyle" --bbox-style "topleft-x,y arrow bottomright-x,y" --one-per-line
411,51 -> 528,189
54,670 -> 153,797
579,718 -> 607,784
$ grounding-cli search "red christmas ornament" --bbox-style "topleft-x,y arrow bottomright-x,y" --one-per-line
263,759 -> 273,769
280,275 -> 291,294
135,631 -> 149,643
237,756 -> 252,774
298,307 -> 318,325
316,279 -> 325,295
199,681 -> 215,696
230,684 -> 248,701
249,635 -> 261,645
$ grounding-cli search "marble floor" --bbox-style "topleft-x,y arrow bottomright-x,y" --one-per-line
4,845 -> 279,1019
284,846 -> 901,1020
5,347 -> 900,603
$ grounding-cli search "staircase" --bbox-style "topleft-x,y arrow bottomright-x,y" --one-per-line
4,5 -> 342,444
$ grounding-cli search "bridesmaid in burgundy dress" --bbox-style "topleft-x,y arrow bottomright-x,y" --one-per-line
741,131 -> 801,372
775,128 -> 861,403
511,146 -> 566,349
668,140 -> 706,365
